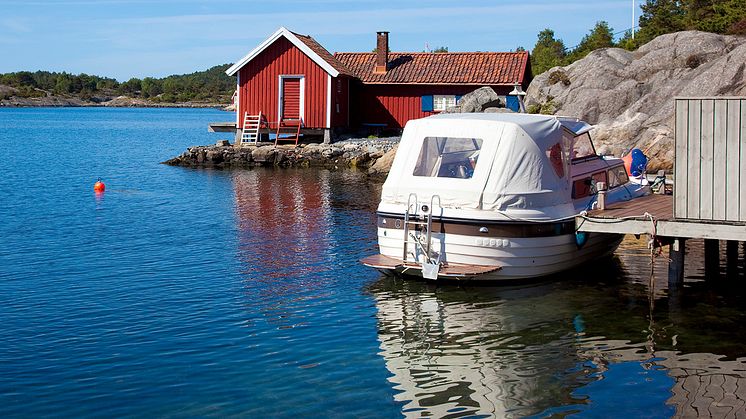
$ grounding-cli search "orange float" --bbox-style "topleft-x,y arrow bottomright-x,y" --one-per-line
93,179 -> 106,193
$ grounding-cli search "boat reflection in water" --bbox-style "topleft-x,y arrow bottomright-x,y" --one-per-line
367,241 -> 746,417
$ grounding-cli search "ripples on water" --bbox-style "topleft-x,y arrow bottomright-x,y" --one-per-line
1,108 -> 746,417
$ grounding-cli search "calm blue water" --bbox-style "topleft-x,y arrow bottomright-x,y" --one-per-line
1,108 -> 745,418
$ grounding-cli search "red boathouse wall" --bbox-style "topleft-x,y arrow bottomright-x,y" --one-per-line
350,84 -> 516,129
238,37 -> 333,129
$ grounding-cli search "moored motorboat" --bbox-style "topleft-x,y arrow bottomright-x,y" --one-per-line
361,113 -> 650,280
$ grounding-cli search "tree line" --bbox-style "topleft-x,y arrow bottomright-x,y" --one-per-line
530,0 -> 746,75
0,64 -> 236,103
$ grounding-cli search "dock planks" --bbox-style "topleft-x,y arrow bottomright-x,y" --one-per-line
578,193 -> 746,242
586,194 -> 673,220
360,254 -> 501,278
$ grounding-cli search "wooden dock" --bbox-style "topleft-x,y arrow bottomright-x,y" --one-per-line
577,194 -> 746,242
577,97 -> 746,287
208,122 -> 330,143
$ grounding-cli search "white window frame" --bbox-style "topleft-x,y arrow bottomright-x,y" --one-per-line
278,75 -> 305,122
433,95 -> 457,112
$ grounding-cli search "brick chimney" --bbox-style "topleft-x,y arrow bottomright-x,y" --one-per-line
374,31 -> 389,74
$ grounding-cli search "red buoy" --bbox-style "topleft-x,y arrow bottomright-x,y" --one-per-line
94,179 -> 106,193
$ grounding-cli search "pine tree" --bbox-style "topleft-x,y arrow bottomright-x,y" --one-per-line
567,21 -> 615,62
636,0 -> 687,44
530,29 -> 567,75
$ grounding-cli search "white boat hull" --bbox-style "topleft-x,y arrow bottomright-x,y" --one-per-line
376,223 -> 623,280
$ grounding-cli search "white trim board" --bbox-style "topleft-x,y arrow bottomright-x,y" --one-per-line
326,74 -> 332,129
235,72 -> 241,126
226,27 -> 340,78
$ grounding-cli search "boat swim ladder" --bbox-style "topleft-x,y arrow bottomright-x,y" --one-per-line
402,194 -> 442,279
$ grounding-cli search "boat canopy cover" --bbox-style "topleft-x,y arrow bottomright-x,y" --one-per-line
382,113 -> 590,211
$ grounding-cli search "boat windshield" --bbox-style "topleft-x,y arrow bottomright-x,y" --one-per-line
572,132 -> 597,160
412,136 -> 483,179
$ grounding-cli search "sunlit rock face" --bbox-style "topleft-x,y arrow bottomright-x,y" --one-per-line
526,31 -> 746,171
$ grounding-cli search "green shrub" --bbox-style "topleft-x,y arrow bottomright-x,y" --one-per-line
548,70 -> 571,86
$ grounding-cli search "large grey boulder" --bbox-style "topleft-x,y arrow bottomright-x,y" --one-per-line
368,144 -> 399,176
526,31 -> 746,170
448,86 -> 502,113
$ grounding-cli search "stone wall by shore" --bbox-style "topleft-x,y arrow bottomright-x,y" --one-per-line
163,138 -> 400,173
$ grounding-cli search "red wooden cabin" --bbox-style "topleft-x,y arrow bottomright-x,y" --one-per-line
225,27 -> 353,133
225,28 -> 531,135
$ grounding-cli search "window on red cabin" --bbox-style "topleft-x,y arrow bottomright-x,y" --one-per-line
433,95 -> 457,111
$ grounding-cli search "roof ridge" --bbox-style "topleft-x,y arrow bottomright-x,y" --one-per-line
334,50 -> 529,84
335,51 -> 524,55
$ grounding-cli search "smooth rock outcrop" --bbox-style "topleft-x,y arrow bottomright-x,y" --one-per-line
367,144 -> 399,176
526,31 -> 746,170
445,86 -> 502,113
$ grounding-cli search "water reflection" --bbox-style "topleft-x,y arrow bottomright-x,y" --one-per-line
229,168 -> 383,333
228,167 -> 746,417
231,168 -> 334,280
367,238 -> 746,417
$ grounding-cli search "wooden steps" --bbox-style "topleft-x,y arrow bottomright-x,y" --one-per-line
275,119 -> 302,146
239,112 -> 267,147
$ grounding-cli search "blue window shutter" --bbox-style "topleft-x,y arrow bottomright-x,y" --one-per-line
455,95 -> 462,104
506,96 -> 520,112
422,95 -> 433,112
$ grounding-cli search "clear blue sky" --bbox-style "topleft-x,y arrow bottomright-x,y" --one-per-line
1,0 -> 642,81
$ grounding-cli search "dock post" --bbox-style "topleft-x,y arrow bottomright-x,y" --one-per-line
596,182 -> 607,210
668,238 -> 686,288
704,239 -> 720,279
726,240 -> 739,278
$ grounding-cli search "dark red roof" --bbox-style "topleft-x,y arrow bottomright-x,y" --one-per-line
291,32 -> 354,77
334,51 -> 529,85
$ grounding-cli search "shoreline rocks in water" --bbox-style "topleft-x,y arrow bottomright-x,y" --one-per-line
0,91 -> 227,109
162,137 -> 400,174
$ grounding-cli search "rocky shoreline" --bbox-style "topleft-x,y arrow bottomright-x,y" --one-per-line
162,137 -> 400,174
0,92 -> 226,109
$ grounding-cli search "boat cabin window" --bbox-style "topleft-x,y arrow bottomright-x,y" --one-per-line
572,133 -> 597,160
546,131 -> 572,179
607,165 -> 629,189
572,171 -> 608,199
413,136 -> 483,179
546,143 -> 565,178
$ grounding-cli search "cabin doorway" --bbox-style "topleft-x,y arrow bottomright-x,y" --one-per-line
279,76 -> 303,121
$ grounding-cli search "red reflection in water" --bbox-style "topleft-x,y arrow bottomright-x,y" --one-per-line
231,169 -> 334,280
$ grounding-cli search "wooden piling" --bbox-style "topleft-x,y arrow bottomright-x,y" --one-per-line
726,240 -> 739,278
704,239 -> 720,278
669,238 -> 686,288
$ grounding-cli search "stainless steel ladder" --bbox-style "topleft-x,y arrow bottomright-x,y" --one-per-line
402,194 -> 442,272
